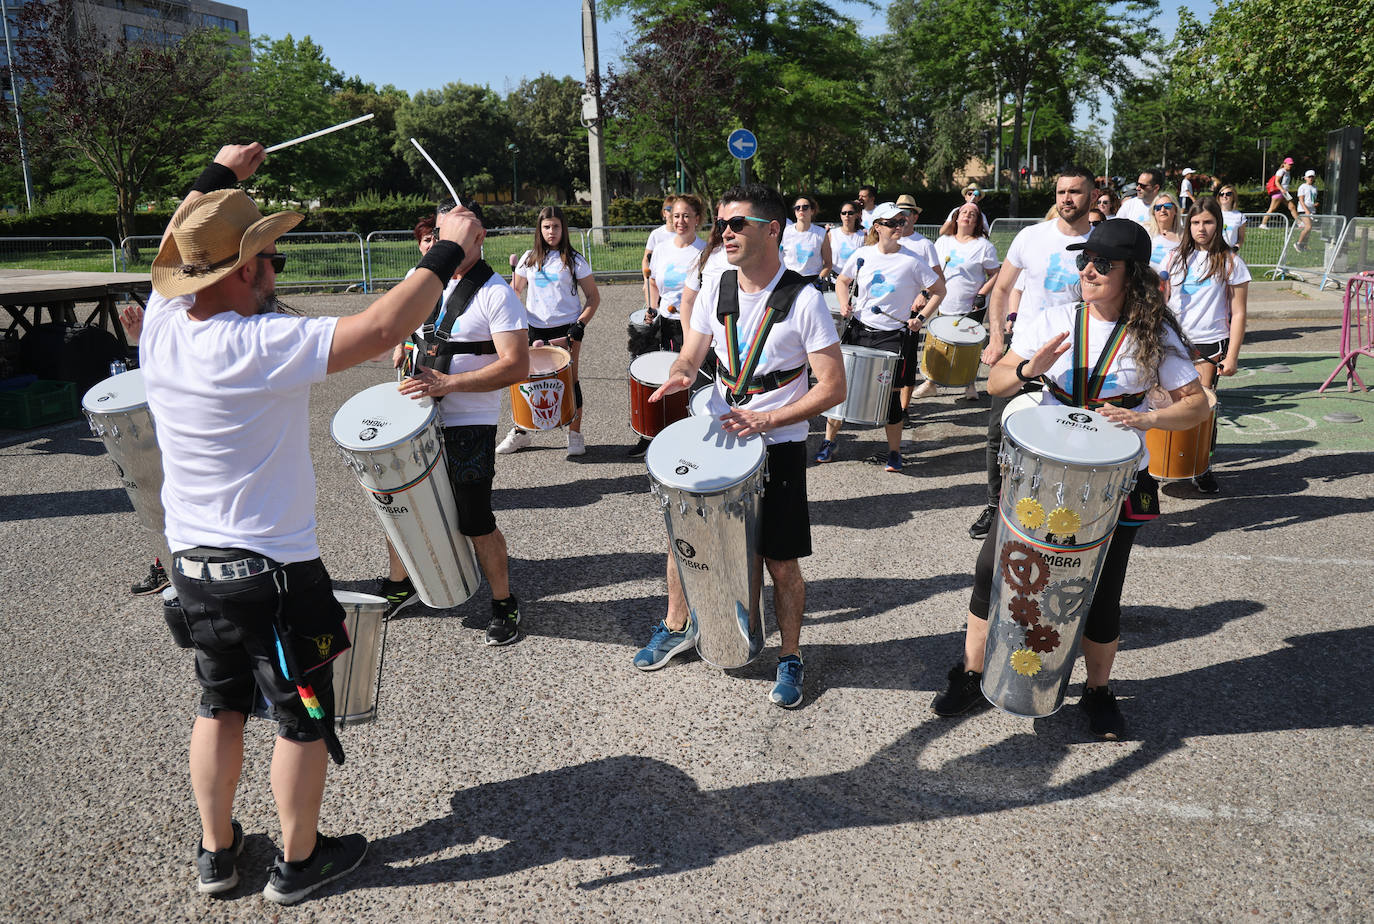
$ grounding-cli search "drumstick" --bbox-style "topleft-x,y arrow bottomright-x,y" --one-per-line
264,113 -> 375,154
409,138 -> 462,208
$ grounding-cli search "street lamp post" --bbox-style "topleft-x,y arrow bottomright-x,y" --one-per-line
1,0 -> 35,210
508,143 -> 519,205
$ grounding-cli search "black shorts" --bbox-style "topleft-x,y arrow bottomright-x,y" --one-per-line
169,552 -> 343,742
443,424 -> 498,536
850,324 -> 907,425
1192,339 -> 1229,363
529,322 -> 573,343
899,327 -> 922,388
760,441 -> 812,561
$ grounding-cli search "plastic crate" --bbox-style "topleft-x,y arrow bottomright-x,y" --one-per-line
0,380 -> 80,429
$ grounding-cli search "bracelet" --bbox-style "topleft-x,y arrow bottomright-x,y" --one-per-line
414,240 -> 465,283
1015,359 -> 1036,383
191,163 -> 238,194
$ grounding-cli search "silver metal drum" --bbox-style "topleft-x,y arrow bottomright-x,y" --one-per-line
982,405 -> 1143,718
646,416 -> 768,669
689,385 -> 717,417
331,383 -> 482,609
822,290 -> 844,333
331,590 -> 390,726
82,369 -> 165,537
822,344 -> 899,427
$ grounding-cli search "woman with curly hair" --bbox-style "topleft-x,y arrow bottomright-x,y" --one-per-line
930,219 -> 1209,739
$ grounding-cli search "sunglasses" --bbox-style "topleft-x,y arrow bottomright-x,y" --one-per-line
1218,192 -> 1235,198
257,252 -> 286,273
793,204 -> 812,212
875,218 -> 906,228
714,216 -> 771,234
840,210 -> 857,216
1075,253 -> 1116,274
1152,203 -> 1176,212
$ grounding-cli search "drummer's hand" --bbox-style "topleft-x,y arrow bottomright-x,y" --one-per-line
397,365 -> 452,399
1023,332 -> 1071,378
391,344 -> 405,369
720,406 -> 772,438
906,315 -> 924,333
531,339 -> 546,348
839,304 -> 853,318
118,304 -> 144,339
214,143 -> 266,181
1217,356 -> 1238,376
649,373 -> 693,402
436,206 -> 485,256
1097,404 -> 1153,430
980,342 -> 1001,366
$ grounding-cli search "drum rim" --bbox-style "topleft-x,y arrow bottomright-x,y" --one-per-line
645,416 -> 766,492
81,368 -> 148,414
628,349 -> 681,381
331,382 -> 438,452
925,315 -> 987,344
1004,405 -> 1143,467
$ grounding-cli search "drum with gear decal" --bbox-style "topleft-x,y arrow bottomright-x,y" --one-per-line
982,404 -> 1142,717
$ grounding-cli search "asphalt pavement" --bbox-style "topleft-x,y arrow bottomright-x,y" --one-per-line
1,279 -> 1370,922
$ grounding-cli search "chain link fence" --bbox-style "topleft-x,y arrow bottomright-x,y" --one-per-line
0,237 -> 119,272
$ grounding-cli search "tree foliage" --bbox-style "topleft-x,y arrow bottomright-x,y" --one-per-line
393,83 -> 512,201
506,75 -> 590,203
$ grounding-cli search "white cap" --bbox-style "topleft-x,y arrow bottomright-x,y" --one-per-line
1181,168 -> 1195,176
871,202 -> 903,222
1304,169 -> 1317,178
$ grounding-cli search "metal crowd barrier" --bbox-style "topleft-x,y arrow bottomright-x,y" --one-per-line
1235,213 -> 1290,268
1268,215 -> 1347,290
0,236 -> 120,273
581,225 -> 658,276
120,231 -> 367,291
1320,218 -> 1374,291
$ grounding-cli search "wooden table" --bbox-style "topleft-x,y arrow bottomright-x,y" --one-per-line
0,270 -> 153,350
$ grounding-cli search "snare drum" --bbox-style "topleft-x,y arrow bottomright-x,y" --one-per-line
82,369 -> 165,537
510,345 -> 575,430
1145,387 -> 1218,480
920,315 -> 987,387
628,308 -> 660,357
822,345 -> 899,427
332,384 -> 482,609
646,416 -> 768,668
628,350 -> 690,438
689,385 -> 718,417
982,405 -> 1143,718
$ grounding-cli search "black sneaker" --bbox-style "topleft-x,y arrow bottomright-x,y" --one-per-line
969,505 -> 996,540
931,662 -> 991,716
196,820 -> 243,895
378,577 -> 420,617
626,437 -> 652,459
132,559 -> 169,595
460,610 -> 490,629
1193,469 -> 1220,494
262,832 -> 368,905
485,596 -> 521,646
1079,685 -> 1125,739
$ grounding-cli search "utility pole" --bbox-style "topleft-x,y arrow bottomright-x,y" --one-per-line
581,0 -> 610,245
1,0 -> 34,210
994,95 -> 1002,193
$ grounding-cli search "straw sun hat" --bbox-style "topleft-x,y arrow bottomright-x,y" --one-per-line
151,189 -> 302,298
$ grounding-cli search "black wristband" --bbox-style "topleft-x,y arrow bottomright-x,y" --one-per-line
973,293 -> 988,309
414,240 -> 465,283
567,320 -> 586,342
1015,359 -> 1036,383
191,163 -> 238,194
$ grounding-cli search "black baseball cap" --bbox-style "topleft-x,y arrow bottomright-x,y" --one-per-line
1066,218 -> 1151,263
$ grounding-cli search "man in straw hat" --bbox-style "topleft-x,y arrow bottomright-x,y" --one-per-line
141,142 -> 482,904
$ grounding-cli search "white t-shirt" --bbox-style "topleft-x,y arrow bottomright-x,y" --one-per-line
860,207 -> 875,230
1276,168 -> 1292,193
827,228 -> 865,269
840,246 -> 939,332
690,265 -> 840,445
650,237 -> 708,316
1003,220 -> 1088,326
514,250 -> 591,327
899,231 -> 941,273
644,225 -> 673,253
1221,210 -> 1247,248
1164,250 -> 1251,343
1012,301 -> 1197,470
434,273 -> 528,426
935,235 -> 1000,315
1150,235 -> 1181,276
781,223 -> 827,275
684,247 -> 729,293
1297,182 -> 1318,215
139,291 -> 337,563
1117,197 -> 1150,226
1179,177 -> 1194,200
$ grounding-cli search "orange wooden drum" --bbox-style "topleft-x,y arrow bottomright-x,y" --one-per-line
628,350 -> 689,438
1146,387 -> 1218,480
510,345 -> 575,430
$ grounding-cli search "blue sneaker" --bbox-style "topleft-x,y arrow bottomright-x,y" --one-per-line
884,450 -> 903,472
632,620 -> 698,671
769,655 -> 805,708
814,439 -> 836,463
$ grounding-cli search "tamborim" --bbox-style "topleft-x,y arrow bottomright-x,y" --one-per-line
628,350 -> 689,438
822,344 -> 899,427
331,383 -> 482,609
920,315 -> 986,387
1145,387 -> 1217,481
82,369 -> 165,538
511,345 -> 575,430
982,405 -> 1142,718
646,416 -> 767,669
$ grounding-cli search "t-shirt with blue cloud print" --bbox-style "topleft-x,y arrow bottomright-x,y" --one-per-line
514,250 -> 592,327
782,223 -> 827,275
649,237 -> 708,316
1163,249 -> 1251,343
1003,219 -> 1087,327
839,245 -> 939,332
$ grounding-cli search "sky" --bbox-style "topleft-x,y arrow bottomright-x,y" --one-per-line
245,0 -> 1218,131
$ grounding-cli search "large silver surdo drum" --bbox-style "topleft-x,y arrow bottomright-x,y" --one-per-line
646,415 -> 768,669
822,345 -> 899,427
82,369 -> 166,537
982,405 -> 1143,718
331,383 -> 482,609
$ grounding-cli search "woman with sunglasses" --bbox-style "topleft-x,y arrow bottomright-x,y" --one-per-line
931,218 -> 1209,738
1215,185 -> 1247,250
1096,189 -> 1121,218
782,195 -> 832,278
824,201 -> 866,285
647,194 -> 707,352
1145,192 -> 1184,275
816,202 -> 945,471
1160,197 -> 1250,493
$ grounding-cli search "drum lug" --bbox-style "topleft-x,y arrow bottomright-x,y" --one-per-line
1029,473 -> 1041,490
678,499 -> 689,515
1008,464 -> 1023,483
373,462 -> 385,476
696,504 -> 708,519
1081,483 -> 1092,504
1055,483 -> 1065,506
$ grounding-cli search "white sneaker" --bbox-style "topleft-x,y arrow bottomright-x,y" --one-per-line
566,430 -> 586,457
911,380 -> 938,399
496,427 -> 532,454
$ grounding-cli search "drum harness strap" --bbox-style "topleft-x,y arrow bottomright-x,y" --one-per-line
415,261 -> 499,371
1039,303 -> 1147,411
715,268 -> 812,406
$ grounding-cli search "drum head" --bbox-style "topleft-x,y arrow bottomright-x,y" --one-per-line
333,589 -> 388,608
630,308 -> 650,326
1004,405 -> 1142,467
689,386 -> 718,417
630,350 -> 680,385
646,415 -> 765,492
331,382 -> 436,452
927,315 -> 986,345
528,345 -> 571,375
822,291 -> 840,311
82,368 -> 146,414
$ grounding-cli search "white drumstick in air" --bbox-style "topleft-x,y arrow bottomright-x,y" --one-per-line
409,138 -> 462,208
263,113 -> 375,154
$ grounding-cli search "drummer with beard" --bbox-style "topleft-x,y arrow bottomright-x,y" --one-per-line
632,183 -> 846,708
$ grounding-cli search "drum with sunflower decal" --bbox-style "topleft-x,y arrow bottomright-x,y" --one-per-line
982,404 -> 1142,717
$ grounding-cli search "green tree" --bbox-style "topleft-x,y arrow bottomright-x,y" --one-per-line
506,75 -> 590,203
393,83 -> 512,202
